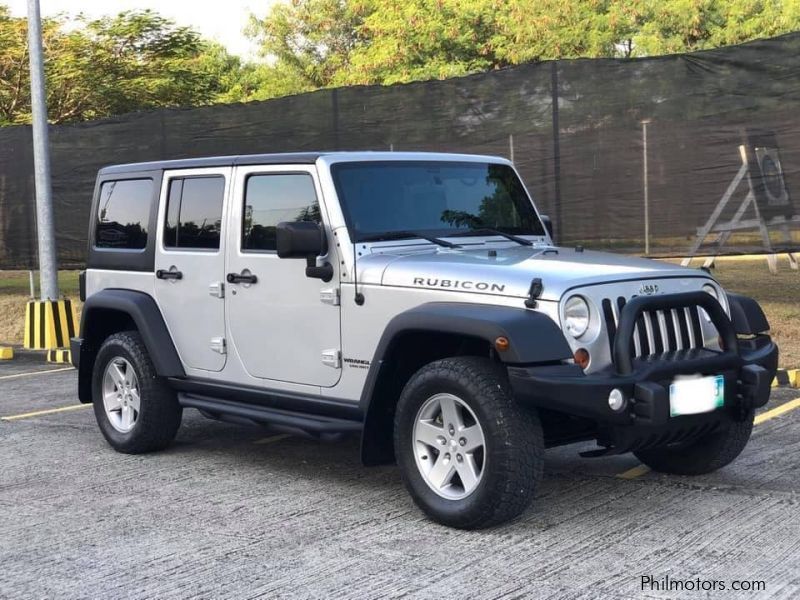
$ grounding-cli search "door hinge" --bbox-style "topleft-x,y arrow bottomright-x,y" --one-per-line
320,288 -> 340,306
209,281 -> 225,298
210,337 -> 227,354
321,349 -> 341,369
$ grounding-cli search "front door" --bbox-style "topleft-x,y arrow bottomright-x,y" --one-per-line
155,168 -> 231,372
225,165 -> 342,387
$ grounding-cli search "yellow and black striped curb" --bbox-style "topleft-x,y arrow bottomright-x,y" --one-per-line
773,369 -> 799,388
23,299 -> 78,351
0,346 -> 13,360
46,349 -> 72,364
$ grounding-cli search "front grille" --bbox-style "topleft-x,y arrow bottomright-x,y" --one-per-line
602,296 -> 706,358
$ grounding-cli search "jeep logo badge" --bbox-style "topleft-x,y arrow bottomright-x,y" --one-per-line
638,283 -> 659,296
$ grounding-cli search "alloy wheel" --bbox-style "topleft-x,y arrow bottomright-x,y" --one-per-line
412,393 -> 486,500
102,357 -> 141,433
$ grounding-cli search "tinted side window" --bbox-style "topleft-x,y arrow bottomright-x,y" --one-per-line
163,176 -> 225,250
243,174 -> 320,251
95,179 -> 152,249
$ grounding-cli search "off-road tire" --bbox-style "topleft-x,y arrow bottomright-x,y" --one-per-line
634,411 -> 755,475
92,331 -> 182,454
394,356 -> 544,529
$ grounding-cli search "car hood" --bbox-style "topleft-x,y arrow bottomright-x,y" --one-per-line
357,244 -> 707,301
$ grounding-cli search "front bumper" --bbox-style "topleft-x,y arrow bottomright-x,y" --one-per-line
508,292 -> 778,454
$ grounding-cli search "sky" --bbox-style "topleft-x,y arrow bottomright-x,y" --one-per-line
5,0 -> 280,59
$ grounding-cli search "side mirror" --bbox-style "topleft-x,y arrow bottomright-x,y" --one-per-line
276,221 -> 325,258
276,221 -> 333,282
540,215 -> 554,240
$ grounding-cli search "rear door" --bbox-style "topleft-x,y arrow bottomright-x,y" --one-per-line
154,168 -> 231,372
225,165 -> 342,387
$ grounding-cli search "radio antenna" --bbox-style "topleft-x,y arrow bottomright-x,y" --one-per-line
353,239 -> 364,305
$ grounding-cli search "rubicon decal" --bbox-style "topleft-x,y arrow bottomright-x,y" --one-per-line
413,277 -> 506,292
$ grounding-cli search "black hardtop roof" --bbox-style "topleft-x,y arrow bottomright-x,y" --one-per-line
98,152 -> 325,175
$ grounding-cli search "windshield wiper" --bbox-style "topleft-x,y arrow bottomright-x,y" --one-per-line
359,231 -> 462,248
452,228 -> 533,246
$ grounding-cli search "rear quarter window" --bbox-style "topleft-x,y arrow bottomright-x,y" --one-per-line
95,179 -> 153,250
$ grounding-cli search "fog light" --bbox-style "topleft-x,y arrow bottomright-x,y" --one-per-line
573,348 -> 590,369
608,388 -> 626,411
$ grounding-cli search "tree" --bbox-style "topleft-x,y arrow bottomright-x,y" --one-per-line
611,0 -> 800,57
3,1 -> 799,121
0,6 -> 35,125
0,8 -> 246,124
246,0 -> 363,89
245,0 -> 800,95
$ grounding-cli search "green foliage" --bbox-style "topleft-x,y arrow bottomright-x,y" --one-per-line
246,0 -> 363,88
246,0 -> 800,96
0,5 -> 34,125
0,8 -> 246,124
1,1 -> 799,123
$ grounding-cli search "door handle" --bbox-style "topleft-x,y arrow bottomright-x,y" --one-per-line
156,269 -> 183,280
226,271 -> 258,285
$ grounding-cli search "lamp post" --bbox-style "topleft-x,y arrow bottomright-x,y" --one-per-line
642,119 -> 651,256
26,0 -> 59,300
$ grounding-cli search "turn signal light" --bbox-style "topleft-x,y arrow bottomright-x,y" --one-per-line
574,348 -> 590,369
494,336 -> 510,352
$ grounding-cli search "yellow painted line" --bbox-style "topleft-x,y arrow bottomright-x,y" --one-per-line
1,403 -> 90,421
754,397 -> 800,425
0,367 -> 74,381
254,433 -> 292,445
618,396 -> 800,479
617,464 -> 651,479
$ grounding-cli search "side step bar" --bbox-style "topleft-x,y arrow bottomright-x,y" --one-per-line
178,393 -> 362,438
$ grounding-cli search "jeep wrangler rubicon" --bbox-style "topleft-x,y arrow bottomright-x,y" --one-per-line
72,152 -> 777,529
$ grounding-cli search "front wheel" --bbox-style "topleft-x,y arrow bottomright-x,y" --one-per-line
634,411 -> 755,475
394,357 -> 544,529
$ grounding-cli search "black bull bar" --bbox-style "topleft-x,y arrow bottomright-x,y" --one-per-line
508,291 -> 777,453
613,291 -> 738,376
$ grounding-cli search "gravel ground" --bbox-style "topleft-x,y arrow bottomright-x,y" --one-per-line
1,361 -> 799,600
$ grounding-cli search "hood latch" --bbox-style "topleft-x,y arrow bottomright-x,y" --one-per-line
525,278 -> 544,308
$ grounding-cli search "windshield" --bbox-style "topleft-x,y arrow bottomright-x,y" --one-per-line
330,161 -> 546,243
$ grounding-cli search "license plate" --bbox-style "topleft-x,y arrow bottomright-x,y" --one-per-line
669,374 -> 725,417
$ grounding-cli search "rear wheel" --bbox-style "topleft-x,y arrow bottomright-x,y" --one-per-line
394,357 -> 544,529
634,411 -> 755,475
92,331 -> 182,454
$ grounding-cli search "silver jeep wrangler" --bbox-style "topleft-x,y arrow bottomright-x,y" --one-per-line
72,152 -> 777,528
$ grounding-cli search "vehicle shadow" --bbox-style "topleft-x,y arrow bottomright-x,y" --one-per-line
160,412 -> 750,534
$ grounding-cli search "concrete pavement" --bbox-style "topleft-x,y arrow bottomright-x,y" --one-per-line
1,365 -> 799,599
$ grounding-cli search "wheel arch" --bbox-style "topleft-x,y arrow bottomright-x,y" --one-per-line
76,289 -> 184,403
359,302 -> 572,465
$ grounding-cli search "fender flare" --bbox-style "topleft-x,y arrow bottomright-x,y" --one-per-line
726,292 -> 770,335
358,302 -> 573,465
79,289 -> 185,378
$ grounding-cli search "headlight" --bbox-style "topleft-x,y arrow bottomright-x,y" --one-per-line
701,283 -> 721,323
564,295 -> 590,338
702,283 -> 719,300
